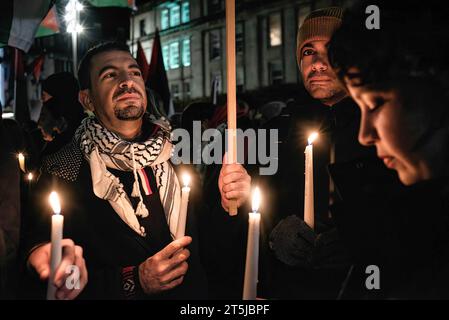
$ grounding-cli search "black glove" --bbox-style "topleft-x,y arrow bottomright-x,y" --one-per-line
269,215 -> 350,269
269,215 -> 317,268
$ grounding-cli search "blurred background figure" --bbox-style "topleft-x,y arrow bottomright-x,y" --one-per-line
37,72 -> 85,157
0,109 -> 24,299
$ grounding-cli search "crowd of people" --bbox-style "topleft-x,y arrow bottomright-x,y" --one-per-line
1,0 -> 448,300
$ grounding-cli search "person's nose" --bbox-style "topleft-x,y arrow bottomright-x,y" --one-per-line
311,52 -> 328,72
358,111 -> 378,146
118,72 -> 134,89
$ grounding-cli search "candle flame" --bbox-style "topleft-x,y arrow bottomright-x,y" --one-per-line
182,173 -> 191,188
18,153 -> 24,161
27,172 -> 33,181
308,132 -> 318,145
49,191 -> 61,214
252,187 -> 261,212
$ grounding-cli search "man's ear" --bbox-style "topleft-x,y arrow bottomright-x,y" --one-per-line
79,90 -> 94,112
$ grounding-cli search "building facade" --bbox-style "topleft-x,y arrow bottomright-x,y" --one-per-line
131,0 -> 353,106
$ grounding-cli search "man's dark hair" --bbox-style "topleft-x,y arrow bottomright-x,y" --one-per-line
328,0 -> 449,92
77,41 -> 131,90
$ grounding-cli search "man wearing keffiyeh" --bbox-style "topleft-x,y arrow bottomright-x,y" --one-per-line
24,42 -> 251,299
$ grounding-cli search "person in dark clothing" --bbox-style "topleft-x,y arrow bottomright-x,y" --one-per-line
326,0 -> 449,299
25,42 -> 251,299
0,117 -> 24,299
259,7 -> 381,299
37,72 -> 86,158
1,113 -> 87,300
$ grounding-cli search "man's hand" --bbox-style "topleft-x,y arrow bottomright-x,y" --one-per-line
28,239 -> 88,300
219,162 -> 251,212
138,236 -> 191,295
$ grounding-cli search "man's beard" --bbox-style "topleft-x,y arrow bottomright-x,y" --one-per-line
114,103 -> 145,120
308,86 -> 338,100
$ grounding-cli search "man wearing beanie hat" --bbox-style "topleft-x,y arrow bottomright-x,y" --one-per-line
258,7 -> 378,299
296,7 -> 346,106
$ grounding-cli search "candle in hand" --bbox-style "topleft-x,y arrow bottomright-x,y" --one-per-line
243,187 -> 261,300
304,132 -> 318,230
18,153 -> 26,172
175,173 -> 191,239
47,191 -> 64,300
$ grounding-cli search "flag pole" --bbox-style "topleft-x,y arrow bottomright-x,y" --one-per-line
13,48 -> 19,118
226,0 -> 238,216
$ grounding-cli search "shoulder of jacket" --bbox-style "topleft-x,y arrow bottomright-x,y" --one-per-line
41,140 -> 83,182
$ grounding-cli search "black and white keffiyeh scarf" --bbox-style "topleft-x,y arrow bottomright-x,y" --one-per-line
76,116 -> 181,237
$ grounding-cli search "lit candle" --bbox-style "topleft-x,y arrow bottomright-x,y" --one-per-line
243,187 -> 261,300
175,173 -> 191,239
304,132 -> 318,229
18,153 -> 26,172
27,172 -> 34,182
47,191 -> 64,300
225,0 -> 237,216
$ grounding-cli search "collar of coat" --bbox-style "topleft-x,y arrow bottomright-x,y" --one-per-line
42,140 -> 83,182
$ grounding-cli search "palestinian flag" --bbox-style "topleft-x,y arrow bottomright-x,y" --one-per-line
35,5 -> 60,38
87,0 -> 136,9
0,0 -> 53,52
136,41 -> 149,82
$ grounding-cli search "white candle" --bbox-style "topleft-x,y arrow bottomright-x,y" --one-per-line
243,187 -> 261,300
47,191 -> 64,300
304,132 -> 318,230
175,173 -> 191,239
18,153 -> 26,172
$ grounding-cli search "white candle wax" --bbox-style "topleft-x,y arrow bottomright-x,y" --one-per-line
47,191 -> 63,300
175,174 -> 191,239
304,133 -> 317,230
243,187 -> 261,300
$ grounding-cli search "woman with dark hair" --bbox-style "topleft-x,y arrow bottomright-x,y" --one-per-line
327,0 -> 449,298
329,0 -> 449,188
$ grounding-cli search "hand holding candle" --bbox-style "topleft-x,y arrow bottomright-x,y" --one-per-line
243,187 -> 261,300
304,132 -> 318,230
176,173 -> 191,239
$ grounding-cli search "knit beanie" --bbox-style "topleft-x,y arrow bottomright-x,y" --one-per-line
42,72 -> 79,101
297,7 -> 343,63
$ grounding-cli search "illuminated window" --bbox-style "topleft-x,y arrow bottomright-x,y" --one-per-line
162,45 -> 170,69
182,39 -> 191,67
170,42 -> 180,69
161,9 -> 169,30
269,12 -> 282,47
170,5 -> 180,27
181,2 -> 190,23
